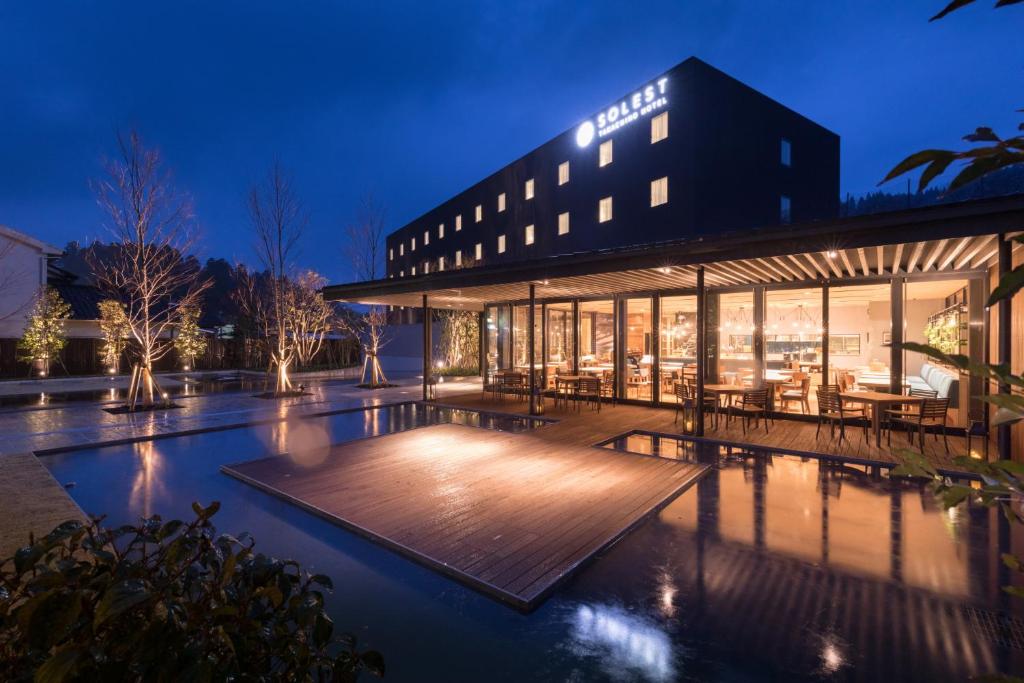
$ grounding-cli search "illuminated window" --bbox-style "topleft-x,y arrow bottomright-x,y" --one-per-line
498,193 -> 506,212
423,261 -> 429,274
497,234 -> 506,254
475,205 -> 483,222
423,230 -> 429,246
438,223 -> 445,239
558,161 -> 569,185
781,138 -> 792,167
599,196 -> 613,223
651,112 -> 668,144
438,257 -> 445,271
399,243 -> 404,256
411,237 -> 416,251
651,177 -> 668,207
389,248 -> 393,261
475,243 -> 482,260
411,266 -> 417,276
455,250 -> 462,267
599,140 -> 613,167
455,214 -> 462,231
558,212 -> 569,235
400,270 -> 404,277
524,224 -> 535,245
780,195 -> 792,224
525,178 -> 535,200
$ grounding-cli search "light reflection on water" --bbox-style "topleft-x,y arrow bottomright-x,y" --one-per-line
39,405 -> 1024,681
568,603 -> 676,682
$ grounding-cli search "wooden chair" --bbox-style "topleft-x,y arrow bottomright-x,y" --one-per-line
577,376 -> 601,412
499,372 -> 525,403
780,376 -> 811,414
888,397 -> 951,452
483,368 -> 499,401
816,387 -> 868,442
736,388 -> 770,435
600,370 -> 616,401
675,381 -> 717,430
823,382 -> 867,420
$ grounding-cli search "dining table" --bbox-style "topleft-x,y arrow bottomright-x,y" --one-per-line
701,383 -> 748,429
553,374 -> 582,403
840,390 -> 923,447
742,370 -> 794,410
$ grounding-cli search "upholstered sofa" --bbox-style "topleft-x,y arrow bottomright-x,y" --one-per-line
906,362 -> 959,407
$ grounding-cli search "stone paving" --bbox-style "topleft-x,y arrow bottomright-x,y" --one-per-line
0,374 -> 480,555
0,376 -> 478,456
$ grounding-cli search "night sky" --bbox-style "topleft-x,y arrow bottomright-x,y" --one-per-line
0,1 -> 1018,283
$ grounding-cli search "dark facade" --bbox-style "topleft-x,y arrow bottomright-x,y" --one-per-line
386,57 -> 839,279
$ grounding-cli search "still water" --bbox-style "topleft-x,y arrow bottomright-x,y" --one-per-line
41,403 -> 1023,681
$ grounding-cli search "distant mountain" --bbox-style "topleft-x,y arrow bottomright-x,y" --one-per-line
840,165 -> 1024,217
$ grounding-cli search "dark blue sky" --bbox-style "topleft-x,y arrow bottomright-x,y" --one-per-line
0,1 -> 1018,282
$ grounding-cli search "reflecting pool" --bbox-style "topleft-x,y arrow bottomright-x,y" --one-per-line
41,404 -> 1024,681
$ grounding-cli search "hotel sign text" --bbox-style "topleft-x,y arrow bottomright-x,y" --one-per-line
576,77 -> 668,147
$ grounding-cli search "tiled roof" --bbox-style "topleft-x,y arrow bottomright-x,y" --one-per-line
50,282 -> 105,321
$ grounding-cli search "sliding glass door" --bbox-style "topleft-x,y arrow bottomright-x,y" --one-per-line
578,299 -> 615,399
659,295 -> 698,404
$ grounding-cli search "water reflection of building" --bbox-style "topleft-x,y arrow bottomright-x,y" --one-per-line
661,455 -> 1008,681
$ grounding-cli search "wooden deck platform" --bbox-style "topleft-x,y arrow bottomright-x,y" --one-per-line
222,422 -> 705,610
438,392 -> 977,473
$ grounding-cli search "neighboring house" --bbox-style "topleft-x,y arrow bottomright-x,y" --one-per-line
47,263 -> 105,340
0,224 -> 61,339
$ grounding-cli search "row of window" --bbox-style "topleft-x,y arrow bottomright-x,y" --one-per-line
391,177 -> 671,278
389,112 -> 671,262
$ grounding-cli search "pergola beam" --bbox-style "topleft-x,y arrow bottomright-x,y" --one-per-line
905,241 -> 925,273
922,238 -> 949,271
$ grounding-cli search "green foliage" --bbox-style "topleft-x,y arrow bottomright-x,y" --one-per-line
931,0 -> 1024,22
882,0 -> 1024,192
0,502 -> 384,682
98,299 -> 131,368
173,306 -> 207,366
16,288 -> 71,368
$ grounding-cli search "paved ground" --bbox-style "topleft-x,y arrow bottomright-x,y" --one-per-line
0,376 -> 476,456
0,374 -> 478,556
0,452 -> 87,558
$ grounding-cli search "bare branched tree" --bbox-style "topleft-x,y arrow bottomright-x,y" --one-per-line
339,195 -> 390,387
285,270 -> 333,369
91,131 -> 210,410
232,266 -> 273,370
247,161 -> 308,395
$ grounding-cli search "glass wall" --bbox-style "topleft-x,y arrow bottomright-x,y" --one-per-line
512,304 -> 542,374
544,302 -> 574,390
578,300 -> 615,397
624,298 -> 653,401
484,304 -> 511,373
714,291 -> 756,388
828,283 -> 892,392
904,278 -> 971,427
764,287 -> 823,414
480,268 -> 984,424
659,295 -> 698,403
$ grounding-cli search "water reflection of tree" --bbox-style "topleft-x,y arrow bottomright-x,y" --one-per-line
129,440 -> 165,518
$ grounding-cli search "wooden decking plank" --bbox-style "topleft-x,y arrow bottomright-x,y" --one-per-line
224,421 -> 707,610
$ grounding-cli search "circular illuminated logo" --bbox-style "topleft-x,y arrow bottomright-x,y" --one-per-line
575,120 -> 595,148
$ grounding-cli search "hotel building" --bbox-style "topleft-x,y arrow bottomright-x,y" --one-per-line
326,57 -> 1024,459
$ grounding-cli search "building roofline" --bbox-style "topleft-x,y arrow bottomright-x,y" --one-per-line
324,193 -> 1024,302
0,224 -> 62,255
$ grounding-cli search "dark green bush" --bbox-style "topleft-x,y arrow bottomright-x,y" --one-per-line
0,501 -> 383,682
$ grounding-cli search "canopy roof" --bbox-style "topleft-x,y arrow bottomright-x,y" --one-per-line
324,194 -> 1024,311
